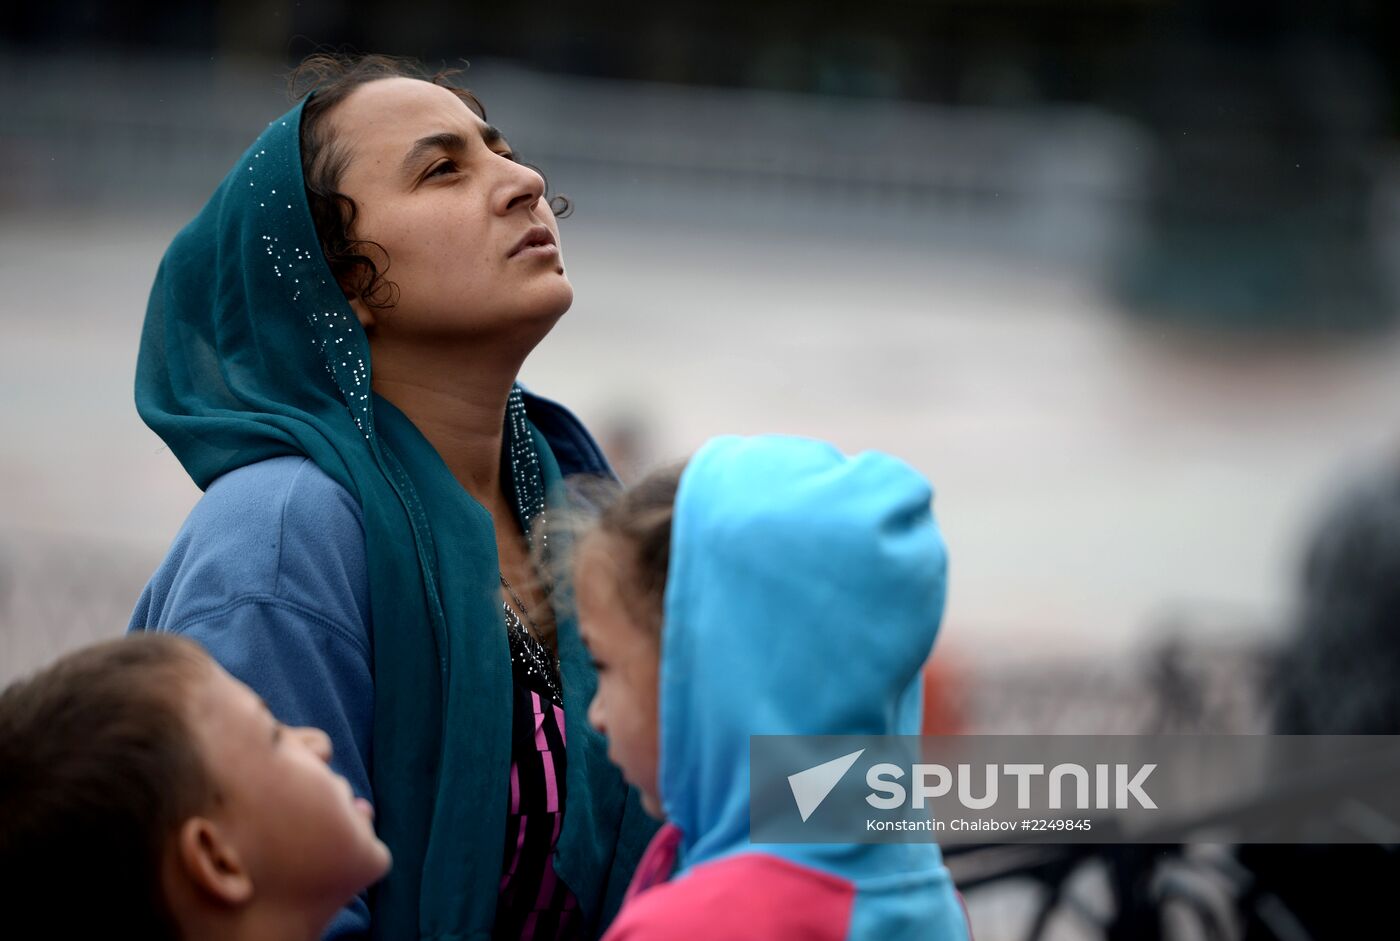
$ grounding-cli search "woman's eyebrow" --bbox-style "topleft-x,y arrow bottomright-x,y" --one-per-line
400,125 -> 509,178
480,124 -> 508,148
400,131 -> 468,176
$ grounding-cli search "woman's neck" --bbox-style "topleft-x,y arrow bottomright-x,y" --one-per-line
369,339 -> 526,508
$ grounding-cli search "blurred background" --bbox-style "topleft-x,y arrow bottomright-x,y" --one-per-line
2,3 -> 1399,935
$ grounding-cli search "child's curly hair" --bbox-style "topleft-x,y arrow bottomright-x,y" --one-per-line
590,464 -> 684,635
542,463 -> 684,637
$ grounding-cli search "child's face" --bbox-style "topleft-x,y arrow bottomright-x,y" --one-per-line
575,535 -> 663,819
185,661 -> 391,906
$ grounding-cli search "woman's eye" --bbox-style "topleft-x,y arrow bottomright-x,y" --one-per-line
497,150 -> 517,163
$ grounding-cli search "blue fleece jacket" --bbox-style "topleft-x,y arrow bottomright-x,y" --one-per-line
129,392 -> 622,939
606,435 -> 968,941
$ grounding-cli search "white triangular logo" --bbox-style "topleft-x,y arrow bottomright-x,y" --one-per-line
787,749 -> 865,822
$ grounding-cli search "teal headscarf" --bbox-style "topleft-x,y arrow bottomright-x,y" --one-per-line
136,98 -> 647,939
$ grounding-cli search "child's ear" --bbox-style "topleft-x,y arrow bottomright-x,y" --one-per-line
176,817 -> 254,906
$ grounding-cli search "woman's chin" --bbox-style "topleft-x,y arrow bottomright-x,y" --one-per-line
547,280 -> 575,318
521,278 -> 575,327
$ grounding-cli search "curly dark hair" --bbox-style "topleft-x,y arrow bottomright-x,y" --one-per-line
289,52 -> 570,312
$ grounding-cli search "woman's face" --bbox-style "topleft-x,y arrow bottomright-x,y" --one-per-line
327,77 -> 572,343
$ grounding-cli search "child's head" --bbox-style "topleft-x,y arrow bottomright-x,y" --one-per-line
573,463 -> 682,819
573,436 -> 948,846
0,634 -> 389,940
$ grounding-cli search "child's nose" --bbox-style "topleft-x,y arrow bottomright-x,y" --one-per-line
297,726 -> 333,762
586,695 -> 605,735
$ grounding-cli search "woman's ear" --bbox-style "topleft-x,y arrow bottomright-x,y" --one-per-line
175,817 -> 254,906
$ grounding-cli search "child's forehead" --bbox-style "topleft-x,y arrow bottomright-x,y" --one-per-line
575,533 -> 664,643
185,662 -> 266,733
575,535 -> 632,600
577,529 -> 632,571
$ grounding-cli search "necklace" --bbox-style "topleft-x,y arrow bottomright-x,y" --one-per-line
500,573 -> 544,638
500,573 -> 563,705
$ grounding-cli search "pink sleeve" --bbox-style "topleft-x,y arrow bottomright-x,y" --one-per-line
621,823 -> 684,904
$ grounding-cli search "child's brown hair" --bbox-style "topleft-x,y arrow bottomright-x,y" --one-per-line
563,463 -> 685,637
0,634 -> 214,940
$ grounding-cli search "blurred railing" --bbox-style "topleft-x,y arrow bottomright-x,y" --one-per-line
960,633 -> 1276,737
8,51 -> 1396,326
0,52 -> 1146,266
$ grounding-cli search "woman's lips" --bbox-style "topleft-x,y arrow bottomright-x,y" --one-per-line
509,224 -> 558,258
512,242 -> 559,260
354,796 -> 375,820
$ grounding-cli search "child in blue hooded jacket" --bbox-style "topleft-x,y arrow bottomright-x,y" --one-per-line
572,435 -> 970,940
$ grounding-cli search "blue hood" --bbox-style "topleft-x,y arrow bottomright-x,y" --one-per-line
659,435 -> 950,880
